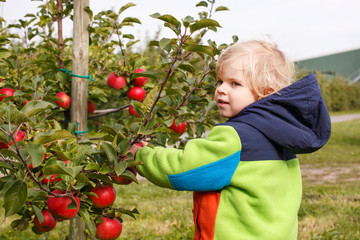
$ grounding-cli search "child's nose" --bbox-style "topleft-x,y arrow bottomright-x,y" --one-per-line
217,84 -> 227,94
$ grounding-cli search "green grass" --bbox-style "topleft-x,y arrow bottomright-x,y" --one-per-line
1,119 -> 359,239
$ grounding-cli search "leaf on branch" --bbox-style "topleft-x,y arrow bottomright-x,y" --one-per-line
119,2 -> 136,14
178,62 -> 196,75
101,142 -> 117,163
33,205 -> 43,224
186,44 -> 215,57
132,71 -> 157,79
196,1 -> 208,7
121,17 -> 141,25
20,100 -> 55,118
43,164 -> 78,178
150,13 -> 181,33
27,142 -> 45,168
190,19 -> 221,33
182,16 -> 194,28
87,173 -> 113,185
215,6 -> 230,12
143,86 -> 159,112
34,130 -> 75,145
0,48 -> 10,59
4,180 -> 27,217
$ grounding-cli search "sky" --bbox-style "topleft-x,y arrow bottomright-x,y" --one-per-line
1,0 -> 359,61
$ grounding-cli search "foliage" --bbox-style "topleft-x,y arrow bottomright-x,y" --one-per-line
0,0 -> 231,238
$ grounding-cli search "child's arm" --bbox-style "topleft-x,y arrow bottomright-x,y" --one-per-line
135,125 -> 241,191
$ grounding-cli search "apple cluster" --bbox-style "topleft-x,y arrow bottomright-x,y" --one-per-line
107,68 -> 147,117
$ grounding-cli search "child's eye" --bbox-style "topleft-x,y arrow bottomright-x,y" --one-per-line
232,82 -> 240,86
216,80 -> 223,86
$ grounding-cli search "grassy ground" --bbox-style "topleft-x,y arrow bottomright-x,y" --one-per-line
0,119 -> 359,239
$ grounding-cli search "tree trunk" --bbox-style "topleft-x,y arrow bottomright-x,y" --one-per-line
69,0 -> 89,239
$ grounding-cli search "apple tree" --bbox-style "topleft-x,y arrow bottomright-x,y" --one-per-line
0,0 -> 231,238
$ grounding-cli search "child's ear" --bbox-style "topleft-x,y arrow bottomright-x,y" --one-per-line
265,87 -> 275,96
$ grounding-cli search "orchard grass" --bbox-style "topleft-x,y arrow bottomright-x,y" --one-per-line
1,120 -> 359,239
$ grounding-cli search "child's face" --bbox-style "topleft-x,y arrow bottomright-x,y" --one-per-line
215,63 -> 257,118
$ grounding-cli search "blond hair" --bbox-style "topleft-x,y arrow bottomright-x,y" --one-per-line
216,40 -> 295,99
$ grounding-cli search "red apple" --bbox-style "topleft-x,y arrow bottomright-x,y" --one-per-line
55,91 -> 71,109
0,88 -> 15,101
0,142 -> 9,149
47,189 -> 80,219
87,100 -> 96,114
33,210 -> 57,232
132,68 -> 147,87
169,119 -> 187,134
111,167 -> 137,185
129,105 -> 140,117
9,130 -> 26,146
89,185 -> 116,208
42,174 -> 62,184
96,216 -> 122,240
108,72 -> 127,90
127,87 -> 146,101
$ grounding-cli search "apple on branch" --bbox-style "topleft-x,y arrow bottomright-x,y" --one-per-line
89,185 -> 116,208
111,167 -> 137,185
0,88 -> 15,101
47,189 -> 80,219
108,72 -> 127,89
95,216 -> 122,240
129,105 -> 140,117
55,91 -> 71,109
132,68 -> 147,87
88,100 -> 96,114
169,119 -> 187,134
33,210 -> 57,233
127,87 -> 146,102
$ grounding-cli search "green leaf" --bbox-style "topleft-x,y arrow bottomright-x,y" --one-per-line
182,16 -> 194,28
34,130 -> 75,145
87,173 -> 113,185
15,113 -> 31,125
4,180 -> 27,216
186,44 -> 215,57
132,71 -> 157,79
85,162 -> 100,171
101,142 -> 117,163
178,62 -> 196,75
0,48 -> 10,58
117,138 -> 130,156
159,38 -> 170,49
119,2 -> 136,14
143,86 -> 159,112
27,142 -> 45,168
33,205 -> 43,224
20,100 -> 55,118
196,1 -> 208,7
121,17 -> 141,25
150,13 -> 181,32
43,164 -> 81,178
215,6 -> 230,12
190,19 -> 221,33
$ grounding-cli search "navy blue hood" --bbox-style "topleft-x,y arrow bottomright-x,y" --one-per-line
227,74 -> 331,154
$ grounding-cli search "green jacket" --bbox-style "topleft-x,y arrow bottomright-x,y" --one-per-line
136,74 -> 331,239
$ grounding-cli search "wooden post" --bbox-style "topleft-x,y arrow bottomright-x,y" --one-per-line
69,0 -> 89,239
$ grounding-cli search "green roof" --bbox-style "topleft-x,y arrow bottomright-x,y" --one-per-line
295,48 -> 360,83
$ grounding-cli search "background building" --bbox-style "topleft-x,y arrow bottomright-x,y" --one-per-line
295,48 -> 360,84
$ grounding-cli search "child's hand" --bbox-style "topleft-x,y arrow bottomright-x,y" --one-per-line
129,141 -> 147,157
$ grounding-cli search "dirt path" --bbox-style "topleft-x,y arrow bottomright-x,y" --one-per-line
301,163 -> 360,184
330,113 -> 360,123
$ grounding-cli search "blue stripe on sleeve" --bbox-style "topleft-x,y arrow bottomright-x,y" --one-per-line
168,151 -> 241,191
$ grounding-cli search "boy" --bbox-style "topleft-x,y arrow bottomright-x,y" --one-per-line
131,40 -> 331,239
